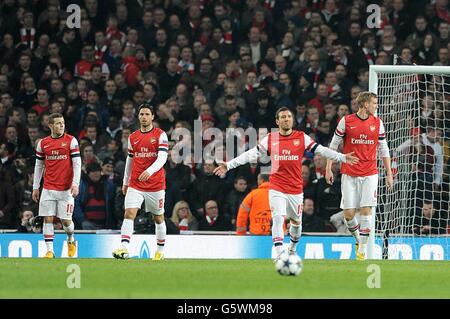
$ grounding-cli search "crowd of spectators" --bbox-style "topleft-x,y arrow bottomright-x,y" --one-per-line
0,0 -> 448,234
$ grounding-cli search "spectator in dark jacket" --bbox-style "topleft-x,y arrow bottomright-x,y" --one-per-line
165,153 -> 192,217
198,200 -> 231,231
189,160 -> 228,219
302,198 -> 325,232
413,200 -> 447,235
73,162 -> 116,229
223,176 -> 249,229
315,161 -> 342,223
247,89 -> 276,130
0,171 -> 16,228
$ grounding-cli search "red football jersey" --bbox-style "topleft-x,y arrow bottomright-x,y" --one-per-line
36,134 -> 80,191
335,114 -> 385,177
128,128 -> 168,192
259,130 -> 317,194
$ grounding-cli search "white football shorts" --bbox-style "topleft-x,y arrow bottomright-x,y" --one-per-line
340,174 -> 378,209
39,188 -> 74,220
269,189 -> 304,223
124,187 -> 165,215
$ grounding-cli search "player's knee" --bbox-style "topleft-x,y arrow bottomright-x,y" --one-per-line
359,207 -> 372,215
343,209 -> 356,220
290,219 -> 301,226
44,216 -> 54,223
124,208 -> 138,220
61,219 -> 72,227
153,214 -> 165,224
272,215 -> 285,228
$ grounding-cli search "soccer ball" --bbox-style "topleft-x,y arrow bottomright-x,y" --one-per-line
275,251 -> 303,276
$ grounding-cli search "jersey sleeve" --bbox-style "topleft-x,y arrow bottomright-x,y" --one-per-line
329,117 -> 345,150
145,131 -> 169,176
378,119 -> 386,140
303,133 -> 319,152
227,134 -> 267,170
257,134 -> 269,154
335,116 -> 346,138
127,136 -> 133,157
70,137 -> 80,158
33,139 -> 44,190
70,137 -> 81,186
158,131 -> 169,153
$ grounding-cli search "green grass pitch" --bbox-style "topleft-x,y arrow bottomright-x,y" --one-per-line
1,259 -> 448,298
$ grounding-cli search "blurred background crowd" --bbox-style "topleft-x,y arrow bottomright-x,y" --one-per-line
0,0 -> 448,235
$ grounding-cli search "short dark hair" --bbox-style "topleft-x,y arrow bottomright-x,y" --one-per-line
234,176 -> 247,183
258,174 -> 270,182
224,94 -> 236,102
138,103 -> 154,114
275,106 -> 293,119
48,113 -> 63,124
1,142 -> 15,154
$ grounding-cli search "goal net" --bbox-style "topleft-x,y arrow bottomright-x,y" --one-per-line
368,65 -> 449,260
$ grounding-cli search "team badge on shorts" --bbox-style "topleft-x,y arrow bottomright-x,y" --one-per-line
293,139 -> 300,146
370,125 -> 376,132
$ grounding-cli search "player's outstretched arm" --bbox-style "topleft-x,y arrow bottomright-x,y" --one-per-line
213,163 -> 228,177
214,146 -> 259,177
314,144 -> 359,165
216,135 -> 269,177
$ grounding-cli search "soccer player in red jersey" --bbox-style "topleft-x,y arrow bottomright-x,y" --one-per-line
113,104 -> 169,260
326,92 -> 393,260
214,107 -> 359,259
32,113 -> 81,258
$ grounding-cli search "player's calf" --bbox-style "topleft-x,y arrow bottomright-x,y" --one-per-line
288,222 -> 302,254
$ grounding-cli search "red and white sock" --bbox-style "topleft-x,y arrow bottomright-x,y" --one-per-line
359,215 -> 371,252
272,215 -> 285,257
120,218 -> 134,250
289,223 -> 302,254
63,221 -> 75,242
344,216 -> 361,244
43,223 -> 54,253
156,221 -> 166,253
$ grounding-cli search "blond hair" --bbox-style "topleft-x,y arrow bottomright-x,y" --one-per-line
356,91 -> 377,109
170,201 -> 194,224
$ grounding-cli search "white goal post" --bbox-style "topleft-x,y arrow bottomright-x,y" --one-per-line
368,65 -> 450,260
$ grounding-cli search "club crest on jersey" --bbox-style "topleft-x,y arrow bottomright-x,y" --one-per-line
150,137 -> 157,144
370,125 -> 376,132
61,142 -> 67,147
293,139 -> 300,146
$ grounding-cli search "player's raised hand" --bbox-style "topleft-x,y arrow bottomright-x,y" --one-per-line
386,174 -> 394,191
70,184 -> 79,197
122,185 -> 128,195
325,169 -> 334,185
32,189 -> 40,203
344,152 -> 359,165
213,163 -> 228,177
138,170 -> 151,182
